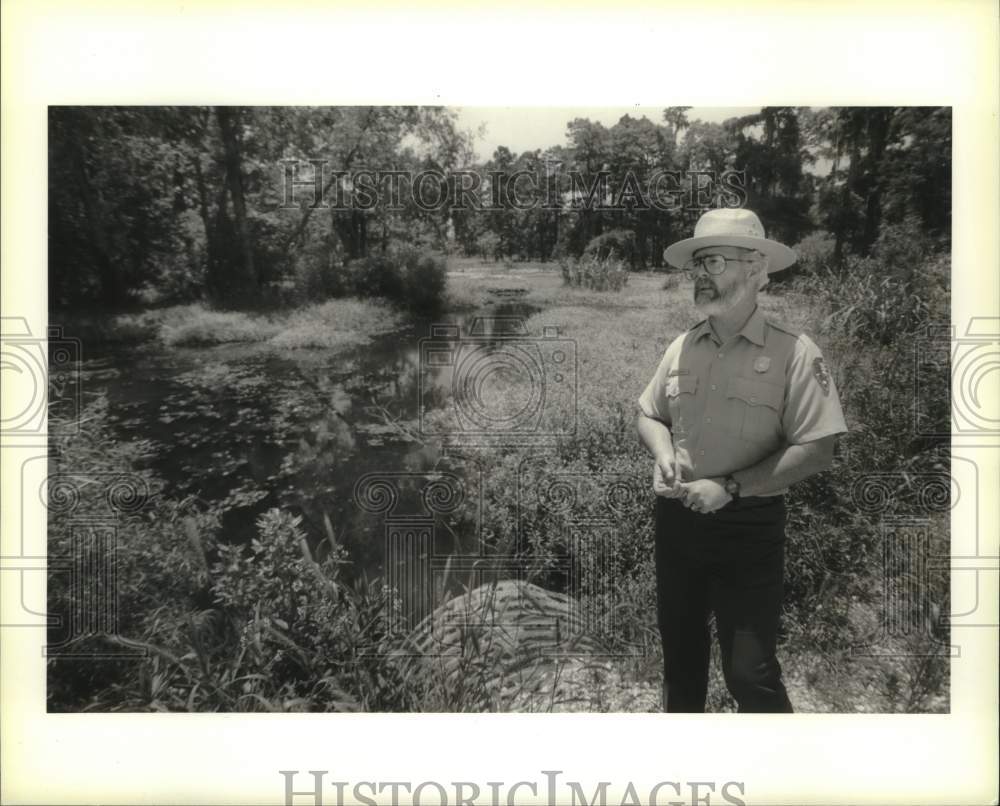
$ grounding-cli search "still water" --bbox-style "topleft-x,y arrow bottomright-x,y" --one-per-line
75,302 -> 541,590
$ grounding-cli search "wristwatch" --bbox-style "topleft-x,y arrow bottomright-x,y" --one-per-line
723,474 -> 741,502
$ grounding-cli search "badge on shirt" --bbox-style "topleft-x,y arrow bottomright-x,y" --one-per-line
753,356 -> 771,373
813,357 -> 831,395
668,369 -> 690,377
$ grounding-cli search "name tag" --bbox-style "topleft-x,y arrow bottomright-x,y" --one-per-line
668,369 -> 690,377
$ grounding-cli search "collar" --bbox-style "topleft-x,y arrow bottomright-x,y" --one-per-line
691,306 -> 767,347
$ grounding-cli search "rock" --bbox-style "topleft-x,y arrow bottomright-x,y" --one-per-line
397,580 -> 619,710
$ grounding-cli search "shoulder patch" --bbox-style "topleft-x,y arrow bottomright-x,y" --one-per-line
812,357 -> 831,395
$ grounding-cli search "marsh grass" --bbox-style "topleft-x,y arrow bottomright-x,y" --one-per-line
433,257 -> 950,713
268,299 -> 402,349
51,254 -> 949,713
62,298 -> 403,351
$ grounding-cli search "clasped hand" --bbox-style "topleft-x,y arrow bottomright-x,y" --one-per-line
653,459 -> 732,514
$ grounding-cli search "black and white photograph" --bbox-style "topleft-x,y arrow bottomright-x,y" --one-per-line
43,104 -> 953,714
2,3 -> 997,805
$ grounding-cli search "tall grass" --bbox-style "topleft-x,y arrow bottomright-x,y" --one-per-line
559,253 -> 630,292
59,299 -> 402,351
50,235 -> 951,712
429,239 -> 951,712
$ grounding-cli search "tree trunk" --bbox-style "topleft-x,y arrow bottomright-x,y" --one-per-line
215,107 -> 256,302
284,107 -> 378,253
861,108 -> 891,251
70,138 -> 121,307
192,154 -> 218,296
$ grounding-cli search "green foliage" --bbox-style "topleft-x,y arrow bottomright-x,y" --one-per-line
583,229 -> 640,268
559,253 -> 630,292
791,230 -> 836,272
795,219 -> 947,346
808,107 -> 952,256
772,221 -> 950,684
159,306 -> 279,347
432,260 -> 950,711
61,299 -> 401,351
48,399 -> 423,712
47,397 -> 222,709
661,273 -> 681,291
269,299 -> 402,349
475,231 -> 502,261
343,246 -> 447,311
46,103 -> 954,712
48,106 -> 469,309
288,234 -> 346,302
49,106 -> 951,309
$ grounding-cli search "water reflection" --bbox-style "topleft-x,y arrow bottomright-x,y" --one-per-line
75,303 -> 541,591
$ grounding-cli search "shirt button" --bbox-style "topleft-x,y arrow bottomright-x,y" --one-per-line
705,417 -> 712,423
717,352 -> 724,359
698,450 -> 705,456
710,384 -> 717,391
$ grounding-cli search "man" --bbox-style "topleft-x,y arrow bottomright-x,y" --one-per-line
637,208 -> 847,713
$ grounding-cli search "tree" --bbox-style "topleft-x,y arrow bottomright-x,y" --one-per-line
725,107 -> 814,245
810,107 -> 951,260
212,107 -> 256,304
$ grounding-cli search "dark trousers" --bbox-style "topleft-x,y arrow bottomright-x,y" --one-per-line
654,495 -> 793,713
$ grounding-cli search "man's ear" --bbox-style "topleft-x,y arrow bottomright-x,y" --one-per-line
751,255 -> 770,290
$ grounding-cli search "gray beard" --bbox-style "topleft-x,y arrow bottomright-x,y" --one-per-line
694,279 -> 753,316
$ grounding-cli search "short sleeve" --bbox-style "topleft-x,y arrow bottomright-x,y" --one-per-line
782,335 -> 848,444
638,340 -> 678,423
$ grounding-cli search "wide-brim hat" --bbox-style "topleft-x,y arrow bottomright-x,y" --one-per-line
663,208 -> 797,273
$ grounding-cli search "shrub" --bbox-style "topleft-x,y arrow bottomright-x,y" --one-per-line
476,232 -> 501,262
584,229 -> 639,268
559,253 -> 629,292
343,245 -> 447,311
46,397 -> 431,712
269,299 -> 402,349
291,236 -> 348,302
343,253 -> 404,300
661,273 -> 680,291
159,305 -> 279,346
792,230 -> 837,273
403,249 -> 448,311
795,252 -> 947,347
774,225 -> 951,678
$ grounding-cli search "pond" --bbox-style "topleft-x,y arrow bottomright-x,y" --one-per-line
71,299 -> 544,608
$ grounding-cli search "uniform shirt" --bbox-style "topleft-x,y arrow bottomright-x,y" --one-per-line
638,306 -> 848,490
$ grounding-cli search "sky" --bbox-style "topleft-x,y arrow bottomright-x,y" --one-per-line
452,106 -> 760,161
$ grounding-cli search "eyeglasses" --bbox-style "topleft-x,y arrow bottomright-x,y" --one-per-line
682,254 -> 759,280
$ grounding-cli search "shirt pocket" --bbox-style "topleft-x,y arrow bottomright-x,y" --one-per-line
726,376 -> 783,442
665,374 -> 698,430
